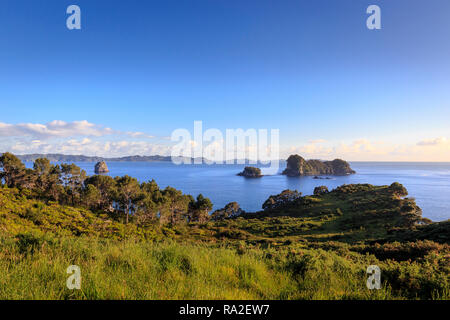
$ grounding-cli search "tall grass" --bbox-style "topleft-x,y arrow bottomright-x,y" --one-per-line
2,234 -> 443,300
0,235 -> 298,300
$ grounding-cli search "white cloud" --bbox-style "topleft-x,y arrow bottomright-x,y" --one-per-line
309,139 -> 327,144
0,120 -> 157,141
8,139 -> 171,157
125,131 -> 155,139
0,120 -> 161,157
2,120 -> 450,161
284,137 -> 450,161
417,137 -> 448,146
0,120 -> 115,139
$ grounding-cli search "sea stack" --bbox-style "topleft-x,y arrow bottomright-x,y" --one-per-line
94,161 -> 109,174
282,154 -> 355,177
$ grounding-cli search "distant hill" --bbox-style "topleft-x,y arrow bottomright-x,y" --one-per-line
16,154 -> 174,162
15,153 -> 272,164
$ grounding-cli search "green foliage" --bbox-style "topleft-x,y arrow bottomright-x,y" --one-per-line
0,153 -> 449,300
389,182 -> 409,197
262,190 -> 302,211
0,152 -> 28,188
314,186 -> 329,195
189,194 -> 213,223
15,232 -> 46,254
0,187 -> 158,240
0,154 -> 213,226
84,174 -> 117,211
114,175 -> 141,224
0,235 -> 447,300
0,238 -> 298,300
211,202 -> 243,221
252,183 -> 428,243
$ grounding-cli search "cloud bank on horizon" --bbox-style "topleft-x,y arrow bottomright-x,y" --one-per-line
1,120 -> 449,162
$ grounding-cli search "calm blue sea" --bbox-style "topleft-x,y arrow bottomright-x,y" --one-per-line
25,161 -> 450,222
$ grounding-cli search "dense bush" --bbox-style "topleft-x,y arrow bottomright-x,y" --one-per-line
314,186 -> 329,196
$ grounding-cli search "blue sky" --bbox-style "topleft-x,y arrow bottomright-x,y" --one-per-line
1,0 -> 450,160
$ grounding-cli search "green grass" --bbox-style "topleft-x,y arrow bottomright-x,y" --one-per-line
0,233 -> 448,300
0,236 -> 295,300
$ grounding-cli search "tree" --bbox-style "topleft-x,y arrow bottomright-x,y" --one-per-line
21,168 -> 37,189
211,202 -> 242,221
46,164 -> 63,201
33,158 -> 51,175
135,180 -> 162,225
262,189 -> 302,211
33,158 -> 52,196
83,184 -> 101,209
61,163 -> 86,205
160,187 -> 192,225
188,194 -> 213,223
0,152 -> 26,187
314,186 -> 329,196
115,175 -> 141,224
136,194 -> 158,225
84,175 -> 117,211
389,182 -> 408,198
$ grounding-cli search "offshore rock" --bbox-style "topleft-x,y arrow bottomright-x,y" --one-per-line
94,161 -> 109,174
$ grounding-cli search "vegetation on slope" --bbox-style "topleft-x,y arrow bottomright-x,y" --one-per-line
0,153 -> 449,300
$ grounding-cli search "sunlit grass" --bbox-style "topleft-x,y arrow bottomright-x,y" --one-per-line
1,235 -> 447,300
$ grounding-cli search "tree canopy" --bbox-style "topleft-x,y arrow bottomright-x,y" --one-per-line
0,153 -> 214,226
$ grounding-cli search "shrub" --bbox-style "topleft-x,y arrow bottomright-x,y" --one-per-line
15,232 -> 45,254
314,186 -> 329,196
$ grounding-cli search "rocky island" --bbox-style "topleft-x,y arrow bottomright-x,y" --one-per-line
94,161 -> 109,174
282,154 -> 355,177
237,166 -> 263,178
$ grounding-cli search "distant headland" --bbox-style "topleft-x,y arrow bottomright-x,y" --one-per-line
16,153 -> 265,164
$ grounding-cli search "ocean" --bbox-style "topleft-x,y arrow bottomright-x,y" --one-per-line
25,161 -> 450,222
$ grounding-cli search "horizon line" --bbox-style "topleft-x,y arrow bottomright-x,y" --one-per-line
8,152 -> 450,164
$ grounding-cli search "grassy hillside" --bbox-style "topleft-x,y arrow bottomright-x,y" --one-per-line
0,184 -> 449,300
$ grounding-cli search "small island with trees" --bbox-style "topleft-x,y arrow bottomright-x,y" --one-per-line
237,166 -> 263,178
282,154 -> 355,177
